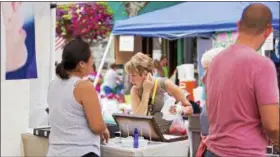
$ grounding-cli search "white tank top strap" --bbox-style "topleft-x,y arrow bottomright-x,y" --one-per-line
70,76 -> 84,87
74,79 -> 85,88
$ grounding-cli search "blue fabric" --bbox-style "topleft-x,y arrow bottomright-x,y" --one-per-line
103,84 -> 124,95
201,84 -> 207,100
113,2 -> 279,39
116,84 -> 124,95
103,86 -> 114,95
200,105 -> 209,136
200,83 -> 209,136
205,150 -> 219,157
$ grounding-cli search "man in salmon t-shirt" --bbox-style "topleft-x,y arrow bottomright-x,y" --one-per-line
204,3 -> 279,157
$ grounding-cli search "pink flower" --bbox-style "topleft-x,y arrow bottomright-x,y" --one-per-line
56,3 -> 113,41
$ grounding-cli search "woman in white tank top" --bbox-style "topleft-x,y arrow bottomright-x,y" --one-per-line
47,37 -> 109,157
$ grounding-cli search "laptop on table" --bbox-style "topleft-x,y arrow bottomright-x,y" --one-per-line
112,113 -> 188,142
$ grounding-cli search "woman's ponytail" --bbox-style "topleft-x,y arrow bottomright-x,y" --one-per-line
55,62 -> 69,79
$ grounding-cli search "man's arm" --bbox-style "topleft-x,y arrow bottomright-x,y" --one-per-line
255,59 -> 279,146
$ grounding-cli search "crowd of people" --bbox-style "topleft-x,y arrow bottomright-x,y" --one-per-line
47,3 -> 279,157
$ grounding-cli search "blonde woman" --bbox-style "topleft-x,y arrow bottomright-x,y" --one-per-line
125,52 -> 193,133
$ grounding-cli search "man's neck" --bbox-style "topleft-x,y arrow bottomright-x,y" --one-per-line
235,34 -> 260,51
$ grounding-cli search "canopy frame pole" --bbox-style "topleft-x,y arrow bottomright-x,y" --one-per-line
50,2 -> 57,82
94,34 -> 114,87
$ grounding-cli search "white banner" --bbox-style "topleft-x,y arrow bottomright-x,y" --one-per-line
1,6 -> 6,81
213,32 -> 238,48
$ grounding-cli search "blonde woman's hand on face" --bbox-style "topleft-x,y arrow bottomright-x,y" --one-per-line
143,73 -> 154,92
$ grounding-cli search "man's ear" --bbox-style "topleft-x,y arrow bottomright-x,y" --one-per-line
264,25 -> 273,38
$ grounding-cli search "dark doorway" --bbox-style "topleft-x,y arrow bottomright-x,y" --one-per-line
142,37 -> 153,57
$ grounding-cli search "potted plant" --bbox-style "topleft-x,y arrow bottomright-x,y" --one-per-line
56,2 -> 113,45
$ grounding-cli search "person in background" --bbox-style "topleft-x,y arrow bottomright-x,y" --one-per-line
47,38 -> 109,157
204,4 -> 279,157
125,52 -> 193,133
153,59 -> 164,77
196,47 -> 224,157
88,64 -> 103,93
160,56 -> 169,78
102,63 -> 122,95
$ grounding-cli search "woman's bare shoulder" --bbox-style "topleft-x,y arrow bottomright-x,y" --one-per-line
130,85 -> 139,94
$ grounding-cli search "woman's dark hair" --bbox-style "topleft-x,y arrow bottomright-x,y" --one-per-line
56,38 -> 91,79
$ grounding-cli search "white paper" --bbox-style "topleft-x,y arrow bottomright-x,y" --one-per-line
262,32 -> 274,51
275,39 -> 279,59
177,64 -> 195,81
152,50 -> 162,60
119,36 -> 134,51
163,134 -> 181,140
193,86 -> 204,102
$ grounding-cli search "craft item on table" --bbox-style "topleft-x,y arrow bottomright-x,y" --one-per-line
116,94 -> 126,103
106,93 -> 116,100
161,94 -> 183,121
119,136 -> 148,148
169,114 -> 187,135
119,104 -> 132,115
117,125 -> 148,148
101,97 -> 120,124
133,128 -> 139,148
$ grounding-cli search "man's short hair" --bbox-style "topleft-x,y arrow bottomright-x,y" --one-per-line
239,3 -> 272,35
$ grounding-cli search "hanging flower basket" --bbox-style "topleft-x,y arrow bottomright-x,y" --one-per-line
56,2 -> 113,45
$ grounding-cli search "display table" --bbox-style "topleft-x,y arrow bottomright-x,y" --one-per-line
21,133 -> 189,157
101,138 -> 189,157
